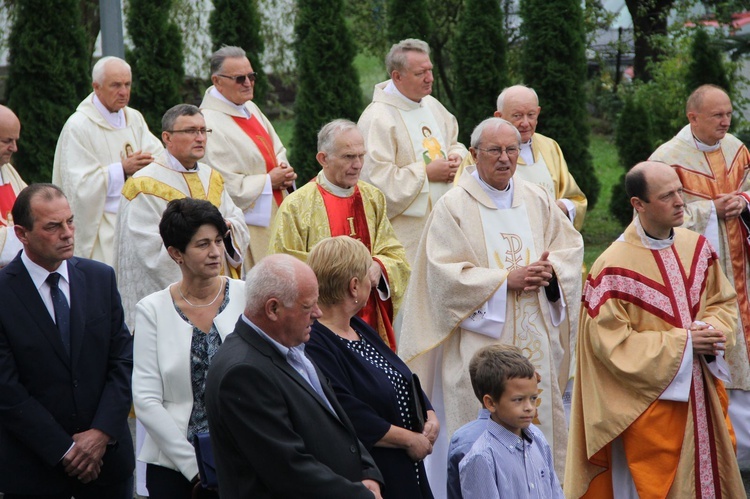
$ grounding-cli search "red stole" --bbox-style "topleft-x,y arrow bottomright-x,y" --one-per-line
316,183 -> 397,351
0,183 -> 16,226
232,114 -> 283,206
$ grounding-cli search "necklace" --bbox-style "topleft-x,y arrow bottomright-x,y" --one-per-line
179,278 -> 223,308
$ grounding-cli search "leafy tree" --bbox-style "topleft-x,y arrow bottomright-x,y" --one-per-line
453,0 -> 508,144
520,0 -> 600,208
126,0 -> 185,134
610,94 -> 654,226
624,0 -> 674,82
291,0 -> 361,182
210,0 -> 267,104
686,27 -> 730,94
387,0 -> 432,45
5,0 -> 89,182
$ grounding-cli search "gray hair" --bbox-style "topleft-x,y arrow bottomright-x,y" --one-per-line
162,104 -> 203,132
317,119 -> 359,155
210,46 -> 248,75
244,255 -> 299,315
386,38 -> 430,74
496,85 -> 539,112
470,117 -> 521,149
92,56 -> 131,84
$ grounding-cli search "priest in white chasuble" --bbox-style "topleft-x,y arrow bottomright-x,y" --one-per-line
115,105 -> 248,328
494,85 -> 587,230
0,105 -> 27,266
358,38 -> 468,265
269,119 -> 409,351
53,56 -> 163,266
566,161 -> 743,498
398,118 -> 583,494
200,46 -> 296,269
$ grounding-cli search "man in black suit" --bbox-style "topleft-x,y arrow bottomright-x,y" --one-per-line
206,254 -> 384,498
0,184 -> 134,498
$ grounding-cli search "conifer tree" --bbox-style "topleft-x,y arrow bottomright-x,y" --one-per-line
387,0 -> 432,44
520,0 -> 600,208
5,0 -> 89,182
291,0 -> 361,182
453,0 -> 508,145
126,0 -> 184,133
210,0 -> 267,104
686,27 -> 731,95
610,94 -> 653,226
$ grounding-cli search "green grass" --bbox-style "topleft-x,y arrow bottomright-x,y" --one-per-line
582,134 -> 625,267
270,120 -> 623,270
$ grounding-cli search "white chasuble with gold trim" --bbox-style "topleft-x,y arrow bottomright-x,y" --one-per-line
477,201 -> 562,462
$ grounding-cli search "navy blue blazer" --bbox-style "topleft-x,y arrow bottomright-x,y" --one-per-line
307,316 -> 434,499
0,254 -> 134,494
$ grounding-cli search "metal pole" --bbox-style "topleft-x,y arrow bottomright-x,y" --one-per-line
100,0 -> 125,58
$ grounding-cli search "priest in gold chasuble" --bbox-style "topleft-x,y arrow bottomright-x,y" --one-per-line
269,120 -> 409,351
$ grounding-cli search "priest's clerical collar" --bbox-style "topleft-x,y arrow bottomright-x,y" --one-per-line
519,139 -> 534,165
210,87 -> 251,118
93,94 -> 125,129
384,80 -> 421,104
165,150 -> 198,172
635,215 -> 674,249
317,170 -> 354,197
692,133 -> 721,153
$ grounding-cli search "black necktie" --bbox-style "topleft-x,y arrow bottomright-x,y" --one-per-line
46,272 -> 70,354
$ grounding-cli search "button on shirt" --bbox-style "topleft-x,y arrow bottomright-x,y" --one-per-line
459,420 -> 563,499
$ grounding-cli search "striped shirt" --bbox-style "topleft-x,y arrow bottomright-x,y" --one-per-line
459,420 -> 563,499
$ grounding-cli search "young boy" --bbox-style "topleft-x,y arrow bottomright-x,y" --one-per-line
459,345 -> 563,499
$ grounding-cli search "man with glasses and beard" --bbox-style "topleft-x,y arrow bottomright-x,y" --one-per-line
200,46 -> 296,269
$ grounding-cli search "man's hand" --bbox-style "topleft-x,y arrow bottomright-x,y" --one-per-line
362,479 -> 383,498
269,162 -> 297,190
422,410 -> 440,445
555,199 -> 569,217
62,429 -> 110,483
425,157 -> 458,183
506,251 -> 553,292
690,322 -> 727,356
122,150 -> 153,176
367,261 -> 382,288
714,193 -> 745,219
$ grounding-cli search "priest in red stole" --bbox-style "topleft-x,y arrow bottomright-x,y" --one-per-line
200,46 -> 297,269
268,119 -> 410,351
0,105 -> 27,267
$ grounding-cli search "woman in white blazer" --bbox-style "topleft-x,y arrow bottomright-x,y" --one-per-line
133,198 -> 245,498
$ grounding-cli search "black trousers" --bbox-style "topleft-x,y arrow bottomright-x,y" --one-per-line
4,475 -> 132,499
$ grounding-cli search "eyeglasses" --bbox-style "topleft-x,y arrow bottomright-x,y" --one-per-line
475,146 -> 520,158
217,72 -> 257,84
165,128 -> 212,137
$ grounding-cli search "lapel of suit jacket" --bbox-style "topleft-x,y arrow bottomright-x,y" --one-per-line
5,255 -> 71,367
236,318 -> 344,420
66,258 -> 87,368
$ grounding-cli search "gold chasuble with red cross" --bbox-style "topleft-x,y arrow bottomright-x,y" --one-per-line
566,221 -> 743,498
268,176 -> 410,352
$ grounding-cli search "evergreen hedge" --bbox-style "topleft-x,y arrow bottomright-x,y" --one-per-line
387,0 -> 432,45
686,27 -> 731,95
6,0 -> 89,183
291,0 -> 361,182
453,0 -> 508,145
126,0 -> 184,134
520,0 -> 600,208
